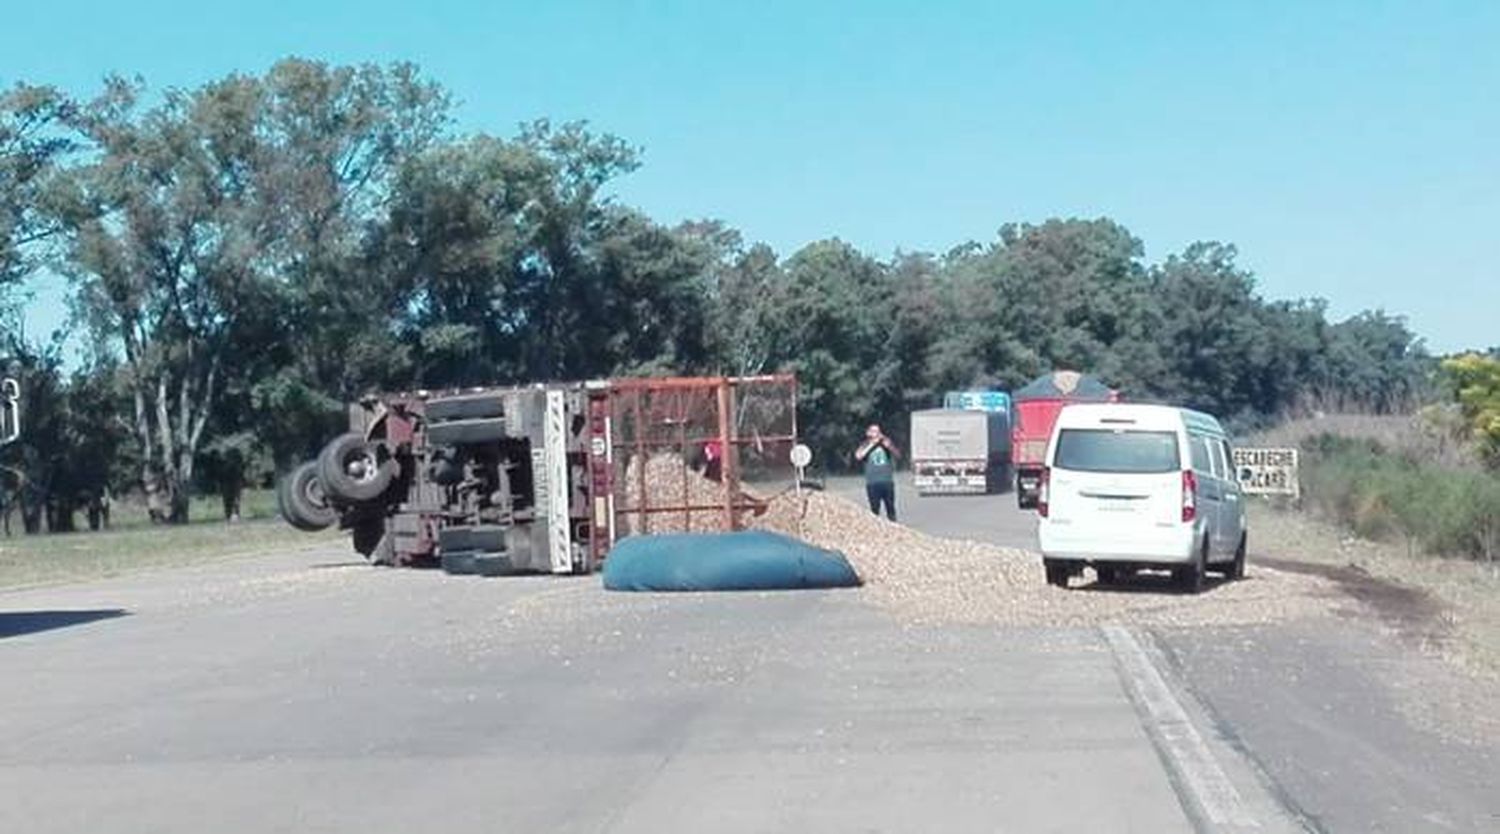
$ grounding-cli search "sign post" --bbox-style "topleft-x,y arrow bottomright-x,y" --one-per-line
789,443 -> 813,538
1232,447 -> 1300,499
790,443 -> 812,495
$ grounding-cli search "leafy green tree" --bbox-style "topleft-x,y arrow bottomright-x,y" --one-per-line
594,210 -> 714,376
1321,311 -> 1431,413
386,122 -> 707,386
0,83 -> 75,297
886,251 -> 946,412
378,134 -> 534,386
772,239 -> 898,463
1442,353 -> 1500,465
0,338 -> 126,533
49,60 -> 448,521
506,120 -> 641,380
931,219 -> 1157,395
246,59 -> 448,471
705,239 -> 788,378
1148,242 -> 1282,418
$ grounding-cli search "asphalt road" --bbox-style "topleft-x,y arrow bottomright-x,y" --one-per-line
1,477 -> 1494,833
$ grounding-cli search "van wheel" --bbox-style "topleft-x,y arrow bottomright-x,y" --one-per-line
1224,534 -> 1247,581
1095,565 -> 1118,585
1044,559 -> 1070,588
1178,541 -> 1208,594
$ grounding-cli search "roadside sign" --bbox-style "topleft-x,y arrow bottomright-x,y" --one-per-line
943,390 -> 1011,414
1232,447 -> 1299,497
0,377 -> 18,446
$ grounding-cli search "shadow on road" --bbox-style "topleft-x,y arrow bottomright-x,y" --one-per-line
1075,570 -> 1236,596
0,608 -> 129,639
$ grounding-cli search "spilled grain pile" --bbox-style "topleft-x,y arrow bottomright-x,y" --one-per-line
629,453 -> 1340,627
620,453 -> 762,535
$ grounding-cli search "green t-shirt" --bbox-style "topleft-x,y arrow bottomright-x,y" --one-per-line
863,444 -> 895,485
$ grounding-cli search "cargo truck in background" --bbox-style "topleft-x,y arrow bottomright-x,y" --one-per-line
910,408 -> 1010,495
1011,371 -> 1118,509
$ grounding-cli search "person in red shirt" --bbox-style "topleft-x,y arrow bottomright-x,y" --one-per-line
702,439 -> 723,482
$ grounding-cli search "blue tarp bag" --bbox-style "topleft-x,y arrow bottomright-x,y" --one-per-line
602,530 -> 861,592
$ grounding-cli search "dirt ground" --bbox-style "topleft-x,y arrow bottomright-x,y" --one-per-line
1247,500 -> 1500,678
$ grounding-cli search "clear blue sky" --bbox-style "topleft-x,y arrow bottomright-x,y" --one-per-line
5,0 -> 1496,351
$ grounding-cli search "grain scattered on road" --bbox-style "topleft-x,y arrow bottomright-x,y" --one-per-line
750,488 -> 1339,628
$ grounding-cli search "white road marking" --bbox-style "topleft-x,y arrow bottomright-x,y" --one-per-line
1102,624 -> 1262,833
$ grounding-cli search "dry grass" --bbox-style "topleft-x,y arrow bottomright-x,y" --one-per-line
0,518 -> 340,590
1249,411 -> 1481,472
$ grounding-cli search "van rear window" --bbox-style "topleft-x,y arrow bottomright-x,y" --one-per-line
1054,429 -> 1180,473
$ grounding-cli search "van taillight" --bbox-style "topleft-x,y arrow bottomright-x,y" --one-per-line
1037,467 -> 1051,518
1181,470 -> 1198,523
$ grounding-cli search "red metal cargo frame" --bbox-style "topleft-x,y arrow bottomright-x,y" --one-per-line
600,374 -> 798,548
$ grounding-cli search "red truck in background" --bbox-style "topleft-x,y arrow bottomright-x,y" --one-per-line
1011,370 -> 1119,509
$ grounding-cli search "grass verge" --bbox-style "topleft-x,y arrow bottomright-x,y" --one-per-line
0,515 -> 340,590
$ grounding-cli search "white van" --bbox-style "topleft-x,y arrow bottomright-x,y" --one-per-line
1036,403 -> 1246,592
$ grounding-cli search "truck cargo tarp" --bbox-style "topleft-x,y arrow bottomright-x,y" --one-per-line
1012,371 -> 1114,402
602,531 -> 861,592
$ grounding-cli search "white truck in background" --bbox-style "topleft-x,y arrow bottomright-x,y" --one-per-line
910,408 -> 1010,495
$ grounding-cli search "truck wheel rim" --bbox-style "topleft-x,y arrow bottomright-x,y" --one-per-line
344,449 -> 379,484
303,477 -> 328,509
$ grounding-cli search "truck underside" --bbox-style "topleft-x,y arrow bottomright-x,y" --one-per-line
277,376 -> 799,576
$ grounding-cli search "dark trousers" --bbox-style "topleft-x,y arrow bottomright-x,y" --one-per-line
866,481 -> 896,521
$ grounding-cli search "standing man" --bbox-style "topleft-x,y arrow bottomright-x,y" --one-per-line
855,424 -> 899,521
702,438 -> 723,482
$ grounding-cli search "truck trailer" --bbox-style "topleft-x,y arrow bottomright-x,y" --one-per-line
910,408 -> 1010,495
1011,371 -> 1118,509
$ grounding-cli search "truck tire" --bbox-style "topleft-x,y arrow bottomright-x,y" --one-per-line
352,521 -> 396,567
471,552 -> 514,577
1043,559 -> 1070,588
426,394 -> 505,422
426,417 -> 508,446
278,460 -> 337,532
439,525 -> 507,554
440,551 -> 478,575
317,433 -> 397,504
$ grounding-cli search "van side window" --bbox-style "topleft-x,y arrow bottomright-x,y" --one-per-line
1189,435 -> 1214,475
1218,440 -> 1237,484
1208,439 -> 1228,480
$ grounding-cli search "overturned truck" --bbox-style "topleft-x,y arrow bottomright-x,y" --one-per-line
277,376 -> 799,576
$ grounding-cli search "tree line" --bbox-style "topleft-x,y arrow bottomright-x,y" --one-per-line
0,59 -> 1442,532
